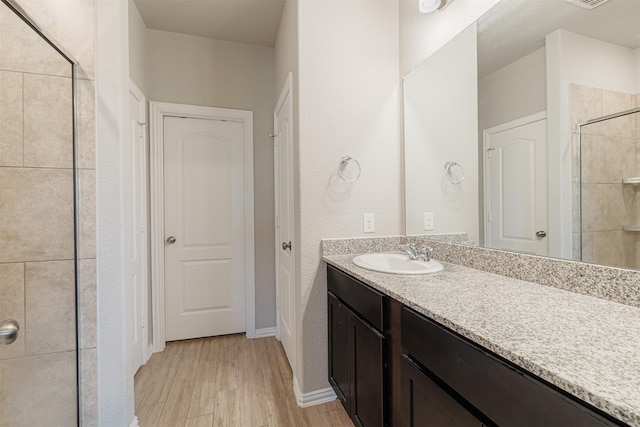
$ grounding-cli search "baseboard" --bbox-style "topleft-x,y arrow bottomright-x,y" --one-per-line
293,376 -> 337,408
129,415 -> 139,427
254,327 -> 277,338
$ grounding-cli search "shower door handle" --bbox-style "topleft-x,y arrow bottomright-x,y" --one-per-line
0,319 -> 19,345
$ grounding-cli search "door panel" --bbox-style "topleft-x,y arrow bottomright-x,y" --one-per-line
164,116 -> 246,341
275,77 -> 295,370
485,116 -> 548,255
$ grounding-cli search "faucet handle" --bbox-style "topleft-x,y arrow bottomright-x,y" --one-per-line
418,246 -> 433,261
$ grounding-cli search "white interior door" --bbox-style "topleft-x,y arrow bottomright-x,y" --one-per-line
163,116 -> 246,341
275,74 -> 295,371
484,113 -> 548,255
128,81 -> 148,373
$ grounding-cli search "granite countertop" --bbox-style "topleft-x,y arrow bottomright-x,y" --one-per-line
323,253 -> 640,426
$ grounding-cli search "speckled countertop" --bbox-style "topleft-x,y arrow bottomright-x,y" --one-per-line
323,254 -> 640,426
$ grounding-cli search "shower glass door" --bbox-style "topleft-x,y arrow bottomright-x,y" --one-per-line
0,0 -> 79,425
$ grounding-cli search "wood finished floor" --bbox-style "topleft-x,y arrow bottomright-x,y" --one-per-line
134,334 -> 354,427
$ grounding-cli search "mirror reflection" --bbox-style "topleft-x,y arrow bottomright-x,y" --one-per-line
404,0 -> 640,269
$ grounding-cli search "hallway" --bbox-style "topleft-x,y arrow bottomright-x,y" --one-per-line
134,334 -> 353,426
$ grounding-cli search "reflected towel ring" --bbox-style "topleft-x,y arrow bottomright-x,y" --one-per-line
338,156 -> 361,182
444,161 -> 464,185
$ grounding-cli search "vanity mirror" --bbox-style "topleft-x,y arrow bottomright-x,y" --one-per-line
404,0 -> 640,269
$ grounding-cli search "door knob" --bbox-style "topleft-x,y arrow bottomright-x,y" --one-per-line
536,230 -> 547,238
0,319 -> 19,345
166,236 -> 176,244
282,241 -> 292,251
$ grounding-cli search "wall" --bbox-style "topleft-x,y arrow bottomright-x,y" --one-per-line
399,0 -> 500,76
546,29 -> 640,259
128,0 -> 149,94
296,0 -> 401,394
404,24 -> 479,242
148,29 -> 277,330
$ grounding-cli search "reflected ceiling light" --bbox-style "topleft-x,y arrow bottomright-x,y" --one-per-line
419,0 -> 453,13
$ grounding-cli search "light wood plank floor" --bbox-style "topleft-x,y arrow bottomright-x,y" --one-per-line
134,334 -> 354,427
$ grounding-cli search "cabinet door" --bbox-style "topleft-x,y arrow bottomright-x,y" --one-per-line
328,292 -> 350,410
351,313 -> 385,427
401,355 -> 485,427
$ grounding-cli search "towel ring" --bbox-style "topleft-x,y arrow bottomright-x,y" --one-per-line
444,161 -> 464,185
338,156 -> 361,182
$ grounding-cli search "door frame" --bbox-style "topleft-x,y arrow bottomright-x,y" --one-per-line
149,101 -> 256,352
482,111 -> 547,252
127,79 -> 151,368
274,73 -> 296,372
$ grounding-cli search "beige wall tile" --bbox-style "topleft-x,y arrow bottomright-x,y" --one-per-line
79,259 -> 96,349
25,260 -> 76,355
23,73 -> 73,168
595,90 -> 634,138
79,169 -> 96,259
0,70 -> 23,166
0,168 -> 74,263
581,183 -> 603,232
592,231 -> 627,268
572,232 -> 581,261
0,5 -> 72,77
581,134 -> 634,184
572,182 -> 580,233
81,348 -> 98,426
77,78 -> 96,169
0,263 -> 25,360
602,184 -> 628,231
581,231 -> 594,263
570,84 -> 602,128
0,350 -> 77,425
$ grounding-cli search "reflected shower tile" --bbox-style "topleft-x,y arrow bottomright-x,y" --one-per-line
81,348 -> 98,426
79,259 -> 97,349
602,184 -> 628,231
596,90 -> 634,138
570,84 -> 602,128
572,183 -> 580,233
592,231 -> 626,268
0,168 -> 74,263
581,184 -> 603,232
77,78 -> 96,169
23,73 -> 73,168
25,260 -> 76,355
0,263 -> 25,360
0,351 -> 77,426
0,70 -> 23,166
572,232 -> 581,261
0,6 -> 72,77
581,232 -> 594,264
79,169 -> 96,259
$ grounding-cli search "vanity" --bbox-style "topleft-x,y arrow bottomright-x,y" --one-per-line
323,241 -> 640,427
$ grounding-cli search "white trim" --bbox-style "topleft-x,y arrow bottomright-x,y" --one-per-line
274,72 -> 296,369
254,327 -> 277,338
129,416 -> 139,427
293,376 -> 337,408
128,79 -> 150,371
149,101 -> 256,350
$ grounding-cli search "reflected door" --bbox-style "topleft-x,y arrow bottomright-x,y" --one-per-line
0,1 -> 78,425
484,114 -> 548,255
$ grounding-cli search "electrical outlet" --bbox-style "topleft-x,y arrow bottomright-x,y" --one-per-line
363,213 -> 375,233
424,212 -> 434,231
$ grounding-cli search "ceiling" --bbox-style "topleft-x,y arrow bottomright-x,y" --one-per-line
133,0 -> 285,47
477,0 -> 640,79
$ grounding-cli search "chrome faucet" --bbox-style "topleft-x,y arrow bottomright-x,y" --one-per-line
400,244 -> 433,262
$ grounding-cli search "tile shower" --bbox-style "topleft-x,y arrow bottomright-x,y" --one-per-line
571,84 -> 640,269
0,0 -> 95,424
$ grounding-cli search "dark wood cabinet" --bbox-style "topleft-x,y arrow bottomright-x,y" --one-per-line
401,355 -> 484,427
327,266 -> 625,427
327,266 -> 386,427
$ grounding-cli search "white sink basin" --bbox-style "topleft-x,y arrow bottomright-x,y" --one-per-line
352,253 -> 443,275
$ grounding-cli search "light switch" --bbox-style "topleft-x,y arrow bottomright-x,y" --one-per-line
424,212 -> 434,231
363,213 -> 375,233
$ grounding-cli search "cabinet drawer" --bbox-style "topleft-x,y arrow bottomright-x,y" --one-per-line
401,307 -> 617,426
327,265 -> 385,331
